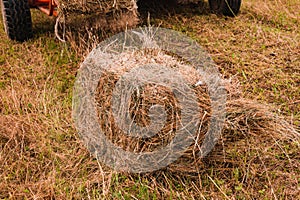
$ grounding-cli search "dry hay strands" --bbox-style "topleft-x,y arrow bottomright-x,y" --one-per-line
57,0 -> 138,15
93,49 -> 211,155
55,0 -> 139,55
95,70 -> 211,154
89,48 -> 300,173
169,97 -> 300,172
225,98 -> 300,142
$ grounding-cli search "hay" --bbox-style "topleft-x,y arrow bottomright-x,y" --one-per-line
94,49 -> 210,154
86,47 -> 299,173
56,0 -> 139,54
58,0 -> 137,14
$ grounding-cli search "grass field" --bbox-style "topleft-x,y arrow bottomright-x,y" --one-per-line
0,0 -> 299,199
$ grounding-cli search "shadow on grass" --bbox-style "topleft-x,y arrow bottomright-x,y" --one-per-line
31,9 -> 56,37
138,0 -> 210,23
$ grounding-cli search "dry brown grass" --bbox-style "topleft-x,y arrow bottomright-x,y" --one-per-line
0,0 -> 299,199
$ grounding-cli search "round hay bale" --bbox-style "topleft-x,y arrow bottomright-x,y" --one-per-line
89,49 -> 299,173
73,28 -> 299,173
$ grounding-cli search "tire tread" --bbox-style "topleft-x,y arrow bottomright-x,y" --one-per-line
1,0 -> 33,41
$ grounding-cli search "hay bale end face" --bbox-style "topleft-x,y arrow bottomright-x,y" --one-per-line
94,49 -> 211,155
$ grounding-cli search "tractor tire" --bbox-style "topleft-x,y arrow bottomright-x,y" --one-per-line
209,0 -> 241,17
1,0 -> 33,41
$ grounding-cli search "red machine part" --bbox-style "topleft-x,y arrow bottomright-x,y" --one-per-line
28,0 -> 58,16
